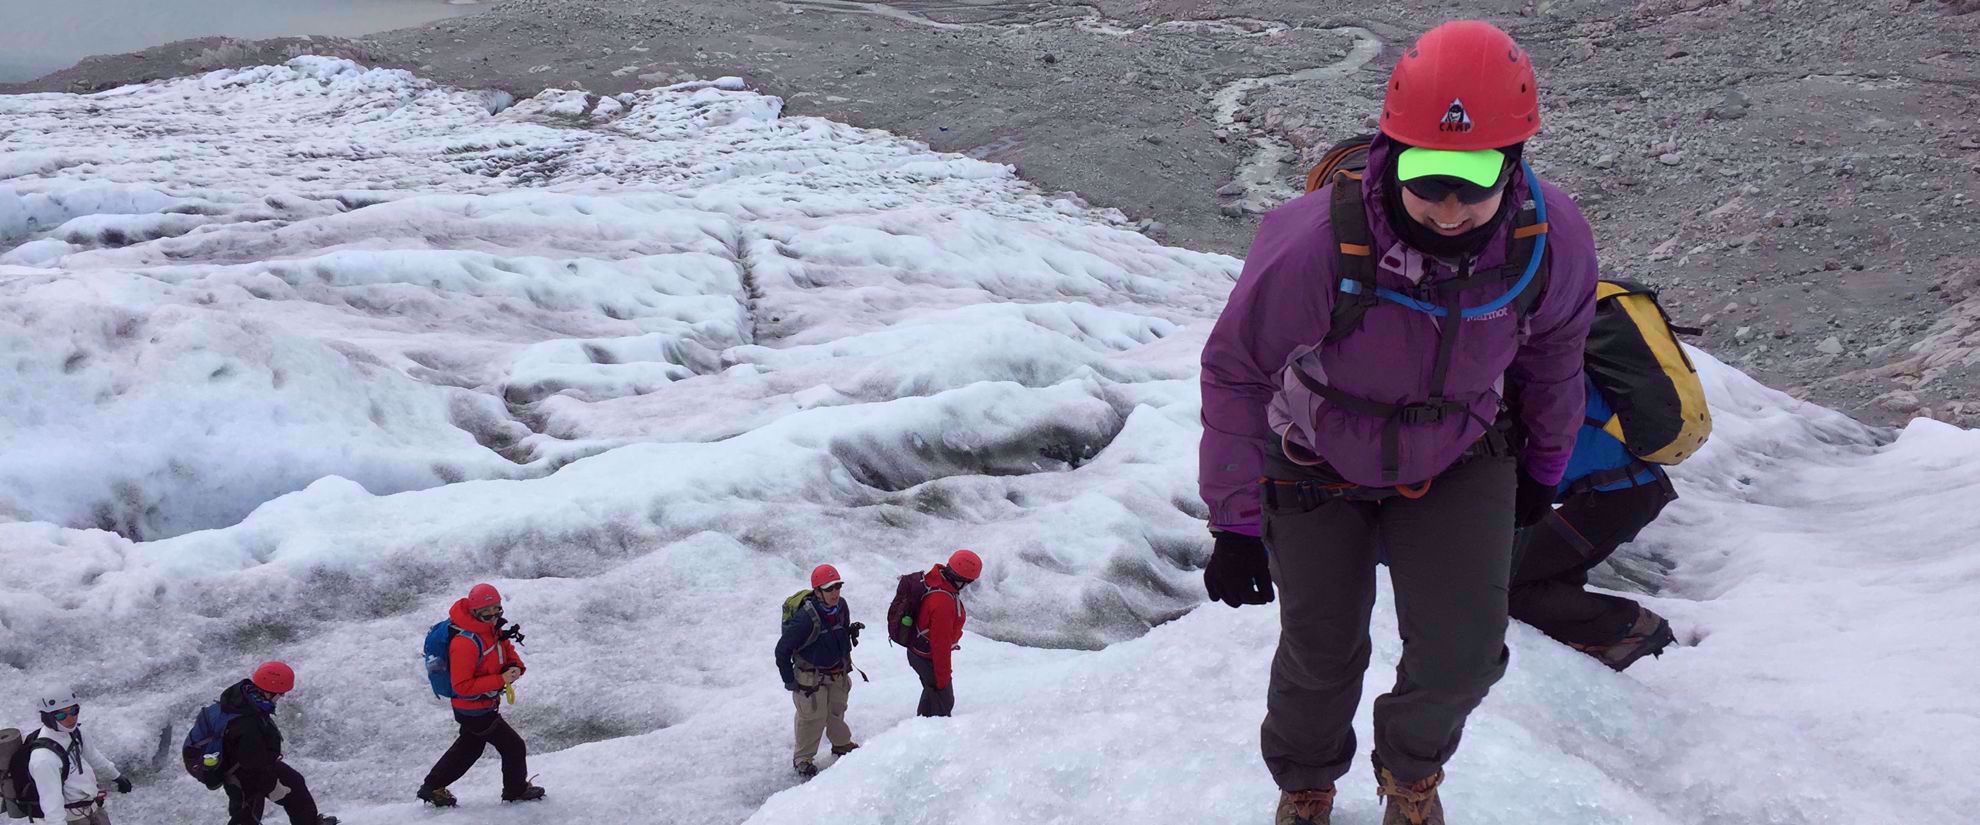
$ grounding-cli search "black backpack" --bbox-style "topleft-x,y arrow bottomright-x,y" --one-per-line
885,572 -> 933,650
1,729 -> 70,820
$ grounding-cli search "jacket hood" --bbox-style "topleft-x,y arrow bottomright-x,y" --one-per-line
219,679 -> 261,715
449,598 -> 497,640
925,564 -> 961,595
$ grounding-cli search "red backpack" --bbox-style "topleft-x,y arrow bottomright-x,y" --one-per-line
885,572 -> 933,651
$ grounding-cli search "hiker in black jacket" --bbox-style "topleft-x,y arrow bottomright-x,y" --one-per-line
219,663 -> 337,825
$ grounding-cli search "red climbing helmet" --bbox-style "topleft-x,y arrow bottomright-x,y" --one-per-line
811,564 -> 843,590
251,661 -> 295,694
467,583 -> 502,610
946,549 -> 983,581
1379,20 -> 1541,151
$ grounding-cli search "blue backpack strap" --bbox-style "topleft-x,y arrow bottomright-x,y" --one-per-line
453,623 -> 488,655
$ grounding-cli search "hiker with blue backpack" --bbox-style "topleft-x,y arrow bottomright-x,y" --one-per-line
1507,280 -> 1713,672
0,689 -> 129,825
180,662 -> 339,825
417,583 -> 543,808
776,564 -> 865,779
1198,20 -> 1601,825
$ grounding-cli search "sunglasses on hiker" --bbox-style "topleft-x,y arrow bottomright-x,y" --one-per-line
473,605 -> 504,620
818,583 -> 843,593
1400,169 -> 1510,205
46,706 -> 80,721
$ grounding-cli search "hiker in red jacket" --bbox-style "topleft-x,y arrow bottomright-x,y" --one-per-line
417,584 -> 544,807
905,549 -> 981,717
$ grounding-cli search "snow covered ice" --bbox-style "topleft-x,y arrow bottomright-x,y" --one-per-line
1,58 -> 1975,824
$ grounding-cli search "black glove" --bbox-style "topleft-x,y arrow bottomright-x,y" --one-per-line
1203,531 -> 1274,607
114,777 -> 132,794
848,622 -> 864,647
1514,471 -> 1558,528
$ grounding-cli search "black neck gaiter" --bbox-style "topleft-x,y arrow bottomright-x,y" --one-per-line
1379,144 -> 1524,263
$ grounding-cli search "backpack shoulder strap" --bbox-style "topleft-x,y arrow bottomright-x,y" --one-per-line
800,598 -> 824,650
1324,173 -> 1380,346
1505,163 -> 1551,318
22,730 -> 69,783
449,623 -> 488,655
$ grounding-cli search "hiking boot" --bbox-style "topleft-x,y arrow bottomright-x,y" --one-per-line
1274,786 -> 1336,825
831,742 -> 860,757
317,818 -> 339,825
501,784 -> 546,802
1373,754 -> 1445,825
794,760 -> 819,778
1569,605 -> 1676,672
416,786 -> 458,808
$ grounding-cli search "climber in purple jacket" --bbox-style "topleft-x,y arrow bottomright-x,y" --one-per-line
1197,20 -> 1599,825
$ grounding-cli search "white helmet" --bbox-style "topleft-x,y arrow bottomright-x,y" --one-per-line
37,688 -> 80,714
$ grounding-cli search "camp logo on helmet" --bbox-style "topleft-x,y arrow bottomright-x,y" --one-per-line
1439,98 -> 1474,133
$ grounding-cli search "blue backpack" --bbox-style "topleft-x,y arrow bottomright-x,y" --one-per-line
180,703 -> 240,789
423,620 -> 487,699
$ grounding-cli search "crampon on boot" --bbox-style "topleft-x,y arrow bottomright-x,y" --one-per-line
502,778 -> 546,803
1373,753 -> 1445,825
794,760 -> 819,779
1274,786 -> 1336,825
416,786 -> 458,807
1569,605 -> 1676,672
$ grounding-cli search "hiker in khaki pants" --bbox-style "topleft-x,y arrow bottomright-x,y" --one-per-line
776,564 -> 864,778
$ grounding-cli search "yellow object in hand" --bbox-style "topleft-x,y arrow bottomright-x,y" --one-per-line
504,684 -> 517,705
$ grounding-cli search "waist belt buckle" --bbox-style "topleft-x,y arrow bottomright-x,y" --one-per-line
1397,402 -> 1450,425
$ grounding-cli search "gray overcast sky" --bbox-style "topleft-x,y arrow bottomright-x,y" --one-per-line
0,0 -> 476,82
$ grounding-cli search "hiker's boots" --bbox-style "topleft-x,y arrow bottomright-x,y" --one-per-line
1373,754 -> 1445,825
831,742 -> 861,757
1570,605 -> 1676,671
416,786 -> 458,808
502,783 -> 546,802
794,760 -> 819,778
1274,786 -> 1337,825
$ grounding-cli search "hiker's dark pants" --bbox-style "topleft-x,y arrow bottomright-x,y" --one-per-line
1259,452 -> 1515,790
1510,477 -> 1676,646
906,652 -> 955,717
423,710 -> 529,796
225,762 -> 320,825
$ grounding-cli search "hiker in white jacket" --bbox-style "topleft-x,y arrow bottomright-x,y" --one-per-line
25,690 -> 129,825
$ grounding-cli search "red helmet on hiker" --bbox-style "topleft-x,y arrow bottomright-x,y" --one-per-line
467,583 -> 502,610
946,549 -> 983,581
1379,20 -> 1540,151
811,564 -> 843,590
251,661 -> 295,694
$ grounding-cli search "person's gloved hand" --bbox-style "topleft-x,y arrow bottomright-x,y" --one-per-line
114,776 -> 132,794
1514,471 -> 1558,528
1203,531 -> 1274,607
848,622 -> 864,647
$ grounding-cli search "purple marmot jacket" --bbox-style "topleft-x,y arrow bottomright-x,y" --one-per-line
1199,136 -> 1598,537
